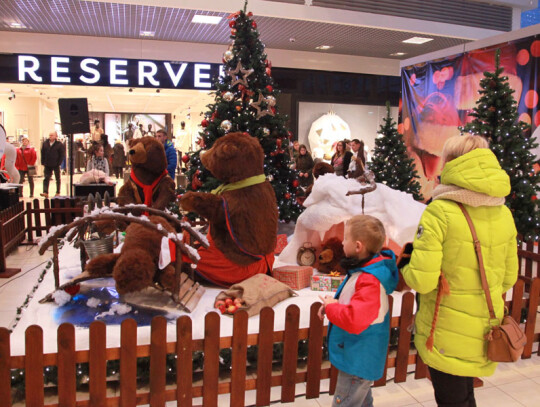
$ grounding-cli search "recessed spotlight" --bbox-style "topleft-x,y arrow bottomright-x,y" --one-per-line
402,37 -> 433,44
10,22 -> 25,29
139,31 -> 155,37
191,15 -> 222,24
315,45 -> 333,50
156,89 -> 160,93
390,52 -> 407,56
129,88 -> 133,92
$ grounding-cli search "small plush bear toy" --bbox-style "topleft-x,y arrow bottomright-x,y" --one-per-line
317,237 -> 346,275
117,136 -> 176,210
180,132 -> 278,287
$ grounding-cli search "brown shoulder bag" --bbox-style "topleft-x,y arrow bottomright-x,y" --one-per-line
457,203 -> 526,362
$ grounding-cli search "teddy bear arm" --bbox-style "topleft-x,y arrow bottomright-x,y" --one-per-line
152,178 -> 176,210
180,191 -> 224,222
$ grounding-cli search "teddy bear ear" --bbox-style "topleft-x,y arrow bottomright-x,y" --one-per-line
220,143 -> 239,158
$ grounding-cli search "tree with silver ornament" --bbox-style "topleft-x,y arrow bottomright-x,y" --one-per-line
369,102 -> 423,201
461,49 -> 539,241
183,2 -> 302,221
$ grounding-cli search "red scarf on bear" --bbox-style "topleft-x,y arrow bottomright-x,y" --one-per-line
130,169 -> 168,207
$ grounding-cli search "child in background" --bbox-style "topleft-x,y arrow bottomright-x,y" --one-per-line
318,215 -> 398,407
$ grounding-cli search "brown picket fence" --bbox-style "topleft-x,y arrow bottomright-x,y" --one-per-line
0,202 -> 25,276
1,277 -> 539,407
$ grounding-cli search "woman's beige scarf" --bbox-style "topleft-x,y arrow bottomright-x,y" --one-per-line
432,184 -> 505,207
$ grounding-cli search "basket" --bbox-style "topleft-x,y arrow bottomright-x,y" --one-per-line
83,235 -> 114,259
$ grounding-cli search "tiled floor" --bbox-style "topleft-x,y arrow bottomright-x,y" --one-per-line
1,175 -> 539,406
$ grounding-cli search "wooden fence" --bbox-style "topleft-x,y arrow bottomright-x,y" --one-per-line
0,277 -> 539,407
0,202 -> 26,277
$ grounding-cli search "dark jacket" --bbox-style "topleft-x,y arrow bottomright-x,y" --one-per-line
331,151 -> 353,177
41,139 -> 65,168
112,143 -> 126,168
295,153 -> 314,187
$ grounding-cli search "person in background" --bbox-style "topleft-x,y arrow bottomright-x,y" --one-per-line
295,144 -> 314,188
156,128 -> 177,180
132,122 -> 143,141
100,133 -> 113,169
139,124 -> 146,137
147,124 -> 155,137
402,135 -> 518,407
347,139 -> 366,178
15,136 -> 37,197
290,140 -> 300,162
319,215 -> 398,407
112,139 -> 126,179
124,122 -> 134,146
91,119 -> 104,142
87,144 -> 110,176
74,137 -> 86,173
331,140 -> 352,177
40,131 -> 65,198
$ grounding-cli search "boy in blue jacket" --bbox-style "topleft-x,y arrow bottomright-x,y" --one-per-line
319,215 -> 398,407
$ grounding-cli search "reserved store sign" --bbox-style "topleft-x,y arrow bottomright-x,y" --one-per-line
0,53 -> 224,90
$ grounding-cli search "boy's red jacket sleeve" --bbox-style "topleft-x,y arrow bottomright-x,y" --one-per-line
325,273 -> 383,335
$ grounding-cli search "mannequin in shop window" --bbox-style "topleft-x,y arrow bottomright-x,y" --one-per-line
147,124 -> 155,137
91,119 -> 104,142
174,121 -> 188,169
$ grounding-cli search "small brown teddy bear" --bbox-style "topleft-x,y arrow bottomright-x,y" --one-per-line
85,215 -> 178,294
180,132 -> 278,287
117,136 -> 176,210
317,237 -> 345,275
304,162 -> 335,200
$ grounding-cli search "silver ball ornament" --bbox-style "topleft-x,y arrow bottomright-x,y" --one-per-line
262,127 -> 270,136
223,50 -> 234,62
223,91 -> 234,102
267,174 -> 274,182
265,95 -> 277,107
220,120 -> 232,132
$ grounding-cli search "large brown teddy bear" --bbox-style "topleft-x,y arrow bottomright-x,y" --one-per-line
180,132 -> 278,287
117,136 -> 175,210
85,215 -> 178,294
317,237 -> 345,275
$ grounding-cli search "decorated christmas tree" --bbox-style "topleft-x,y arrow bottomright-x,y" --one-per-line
369,102 -> 424,201
183,3 -> 302,222
461,49 -> 539,241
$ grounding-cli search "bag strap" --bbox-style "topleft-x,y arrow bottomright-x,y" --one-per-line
456,202 -> 497,321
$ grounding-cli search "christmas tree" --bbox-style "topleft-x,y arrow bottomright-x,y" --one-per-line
461,49 -> 539,241
183,2 -> 302,222
369,102 -> 424,201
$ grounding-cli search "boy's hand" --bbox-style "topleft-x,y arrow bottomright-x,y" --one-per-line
317,295 -> 338,320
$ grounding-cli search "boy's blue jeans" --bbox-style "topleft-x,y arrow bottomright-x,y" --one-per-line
332,370 -> 373,407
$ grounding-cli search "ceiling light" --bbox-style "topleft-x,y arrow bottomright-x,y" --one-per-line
10,22 -> 25,29
390,52 -> 407,56
139,31 -> 155,37
316,45 -> 333,50
191,15 -> 222,24
402,37 -> 433,44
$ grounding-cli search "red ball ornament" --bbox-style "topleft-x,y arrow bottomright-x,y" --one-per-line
287,131 -> 293,139
292,179 -> 299,188
235,105 -> 242,111
238,84 -> 245,92
532,195 -> 538,201
251,21 -> 257,28
265,67 -> 272,76
276,139 -> 282,148
266,85 -> 273,92
231,28 -> 237,35
248,12 -> 253,17
182,154 -> 190,164
64,284 -> 80,296
285,193 -> 291,200
176,194 -> 182,200
201,119 -> 209,128
271,107 -> 276,114
243,132 -> 250,137
229,21 -> 236,28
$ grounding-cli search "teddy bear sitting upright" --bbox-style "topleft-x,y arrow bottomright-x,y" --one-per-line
180,132 -> 278,287
117,136 -> 176,210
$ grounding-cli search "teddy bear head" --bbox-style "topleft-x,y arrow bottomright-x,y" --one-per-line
318,237 -> 346,275
313,162 -> 334,179
201,132 -> 264,183
128,136 -> 167,176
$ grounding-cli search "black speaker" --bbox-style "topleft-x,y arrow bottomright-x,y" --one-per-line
58,98 -> 90,134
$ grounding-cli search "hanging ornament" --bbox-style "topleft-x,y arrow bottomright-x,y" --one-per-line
247,11 -> 253,17
220,120 -> 232,132
488,106 -> 496,112
251,21 -> 257,28
292,179 -> 299,188
229,20 -> 236,28
266,67 -> 272,76
182,154 -> 190,164
235,105 -> 242,112
265,95 -> 277,107
201,119 -> 209,127
231,28 -> 237,35
489,80 -> 497,88
223,50 -> 234,62
262,127 -> 270,136
287,131 -> 293,139
266,85 -> 273,92
250,92 -> 275,119
243,131 -> 250,137
211,111 -> 218,120
226,61 -> 254,88
276,139 -> 282,148
223,91 -> 234,102
285,193 -> 291,200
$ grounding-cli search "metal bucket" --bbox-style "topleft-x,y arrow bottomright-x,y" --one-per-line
83,235 -> 114,259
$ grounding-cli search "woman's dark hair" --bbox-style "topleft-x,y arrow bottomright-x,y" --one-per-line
298,144 -> 309,155
100,133 -> 110,146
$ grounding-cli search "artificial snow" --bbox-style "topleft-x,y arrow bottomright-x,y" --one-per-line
52,290 -> 72,306
95,303 -> 132,319
86,297 -> 101,308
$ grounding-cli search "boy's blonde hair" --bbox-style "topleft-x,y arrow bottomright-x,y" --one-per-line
442,135 -> 489,164
346,215 -> 386,255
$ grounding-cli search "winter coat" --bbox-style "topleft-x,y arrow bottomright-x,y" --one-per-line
112,143 -> 126,168
331,151 -> 352,177
402,148 -> 518,378
15,146 -> 37,171
295,153 -> 314,187
326,250 -> 398,380
164,139 -> 177,180
41,140 -> 65,168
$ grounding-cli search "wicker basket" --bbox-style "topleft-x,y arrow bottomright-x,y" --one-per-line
83,235 -> 114,259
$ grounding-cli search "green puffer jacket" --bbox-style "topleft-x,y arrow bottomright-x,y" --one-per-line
402,148 -> 518,377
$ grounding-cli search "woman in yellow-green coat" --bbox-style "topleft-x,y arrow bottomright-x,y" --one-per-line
402,135 -> 518,407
